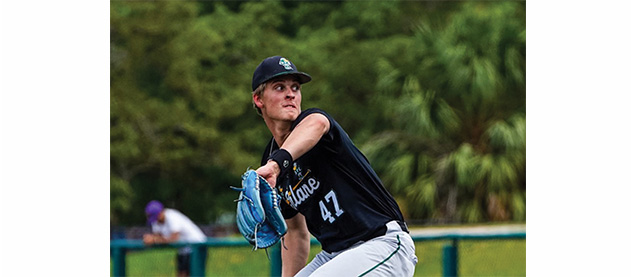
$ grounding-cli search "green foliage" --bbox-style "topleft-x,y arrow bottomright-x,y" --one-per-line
110,1 -> 525,225
110,174 -> 133,225
363,1 -> 525,223
458,239 -> 526,276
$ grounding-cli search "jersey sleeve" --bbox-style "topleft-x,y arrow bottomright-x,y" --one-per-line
280,199 -> 298,219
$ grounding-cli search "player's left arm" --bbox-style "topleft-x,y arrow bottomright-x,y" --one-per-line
143,232 -> 180,245
258,113 -> 330,187
281,214 -> 310,277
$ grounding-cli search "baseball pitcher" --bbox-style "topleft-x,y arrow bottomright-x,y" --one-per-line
234,56 -> 418,276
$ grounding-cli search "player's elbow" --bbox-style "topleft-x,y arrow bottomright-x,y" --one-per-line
286,214 -> 309,239
308,113 -> 330,135
294,226 -> 310,242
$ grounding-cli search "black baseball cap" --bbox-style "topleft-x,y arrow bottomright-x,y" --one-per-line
251,56 -> 312,91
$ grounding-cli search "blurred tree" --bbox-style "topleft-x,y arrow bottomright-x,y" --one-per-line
110,1 -> 292,225
363,1 -> 526,223
110,0 -> 526,226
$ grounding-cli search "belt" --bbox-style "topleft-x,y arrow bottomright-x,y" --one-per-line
397,220 -> 409,233
363,220 -> 410,243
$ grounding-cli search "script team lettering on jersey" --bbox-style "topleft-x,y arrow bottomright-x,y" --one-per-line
283,163 -> 320,209
281,163 -> 345,224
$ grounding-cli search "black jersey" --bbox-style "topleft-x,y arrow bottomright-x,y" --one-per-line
260,108 -> 406,252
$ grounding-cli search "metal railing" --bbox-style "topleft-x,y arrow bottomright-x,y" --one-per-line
110,231 -> 525,277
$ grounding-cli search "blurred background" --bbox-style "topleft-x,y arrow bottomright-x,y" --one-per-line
110,0 -> 525,239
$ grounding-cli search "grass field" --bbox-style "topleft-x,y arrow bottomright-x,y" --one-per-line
112,239 -> 525,276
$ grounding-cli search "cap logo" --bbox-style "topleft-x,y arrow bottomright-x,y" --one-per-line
279,57 -> 293,70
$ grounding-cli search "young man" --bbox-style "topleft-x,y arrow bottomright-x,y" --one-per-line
143,200 -> 207,277
251,56 -> 418,276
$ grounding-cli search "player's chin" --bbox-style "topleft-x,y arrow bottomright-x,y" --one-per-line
282,109 -> 300,120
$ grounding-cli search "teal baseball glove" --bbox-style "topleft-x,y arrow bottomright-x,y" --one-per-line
232,169 -> 288,250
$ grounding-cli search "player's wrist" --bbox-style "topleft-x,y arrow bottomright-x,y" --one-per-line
267,160 -> 281,176
269,148 -> 292,178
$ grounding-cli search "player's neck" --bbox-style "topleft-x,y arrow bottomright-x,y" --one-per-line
264,118 -> 292,146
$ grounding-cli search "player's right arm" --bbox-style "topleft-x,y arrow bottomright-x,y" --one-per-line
257,113 -> 330,188
282,213 -> 310,277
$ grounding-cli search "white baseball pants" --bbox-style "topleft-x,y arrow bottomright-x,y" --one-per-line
294,220 -> 418,277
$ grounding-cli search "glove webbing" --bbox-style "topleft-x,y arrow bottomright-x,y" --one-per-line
230,186 -> 264,250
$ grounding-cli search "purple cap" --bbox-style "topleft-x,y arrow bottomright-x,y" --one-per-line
145,200 -> 164,224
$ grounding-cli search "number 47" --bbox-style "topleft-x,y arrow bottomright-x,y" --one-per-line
319,190 -> 344,223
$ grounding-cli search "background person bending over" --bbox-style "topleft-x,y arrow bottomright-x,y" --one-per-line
250,56 -> 418,276
143,200 -> 207,277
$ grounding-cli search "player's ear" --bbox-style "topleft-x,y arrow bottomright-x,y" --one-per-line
253,92 -> 264,109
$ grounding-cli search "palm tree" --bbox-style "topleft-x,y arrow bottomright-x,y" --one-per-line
364,2 -> 526,223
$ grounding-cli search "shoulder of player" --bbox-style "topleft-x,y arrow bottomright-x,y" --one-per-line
293,108 -> 335,129
299,108 -> 331,119
165,208 -> 187,219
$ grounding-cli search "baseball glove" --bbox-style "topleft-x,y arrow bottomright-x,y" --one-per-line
232,169 -> 288,250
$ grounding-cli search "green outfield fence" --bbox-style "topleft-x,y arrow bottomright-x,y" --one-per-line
110,231 -> 525,277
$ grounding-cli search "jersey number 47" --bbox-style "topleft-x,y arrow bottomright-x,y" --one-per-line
319,190 -> 344,223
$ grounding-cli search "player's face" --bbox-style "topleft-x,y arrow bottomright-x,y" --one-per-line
258,76 -> 302,122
